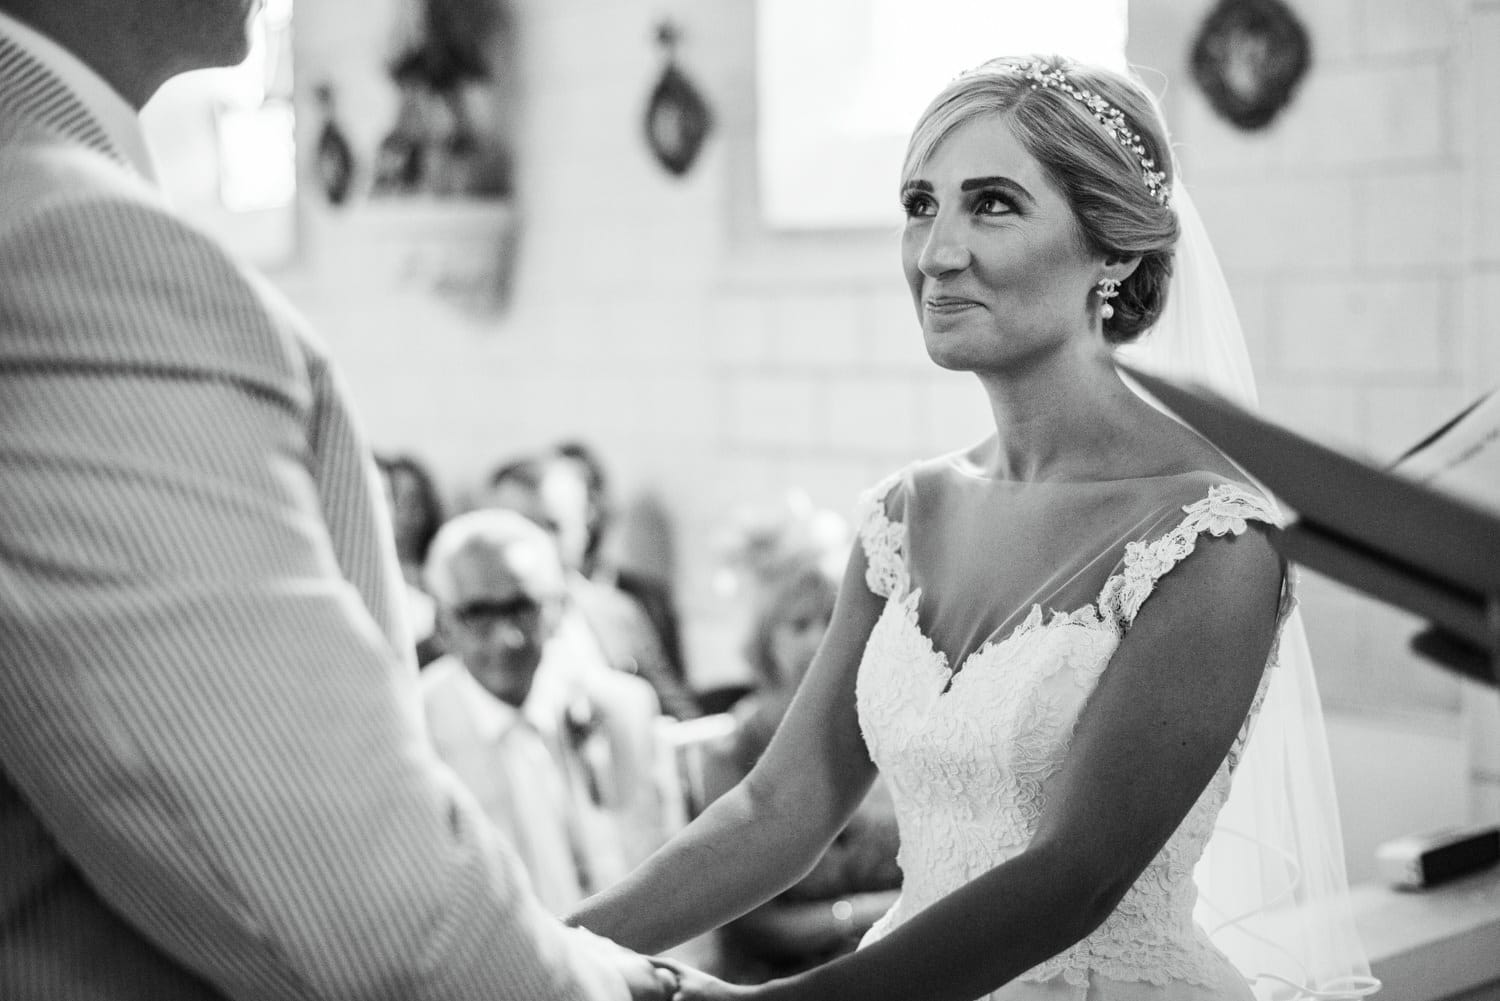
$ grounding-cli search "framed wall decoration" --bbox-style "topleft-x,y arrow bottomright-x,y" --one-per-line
1190,0 -> 1312,131
295,0 -> 521,312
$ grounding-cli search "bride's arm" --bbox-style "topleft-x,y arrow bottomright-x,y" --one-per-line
736,528 -> 1284,1001
566,542 -> 885,954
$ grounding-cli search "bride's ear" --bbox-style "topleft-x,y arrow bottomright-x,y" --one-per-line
1101,255 -> 1141,285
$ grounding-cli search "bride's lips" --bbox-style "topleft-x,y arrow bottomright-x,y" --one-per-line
925,296 -> 983,314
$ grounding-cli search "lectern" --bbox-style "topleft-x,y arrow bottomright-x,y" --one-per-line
1121,366 -> 1500,688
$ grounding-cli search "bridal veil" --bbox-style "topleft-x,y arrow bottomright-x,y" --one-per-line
1118,179 -> 1380,1001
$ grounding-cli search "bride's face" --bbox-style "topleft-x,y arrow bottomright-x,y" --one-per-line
900,114 -> 1105,373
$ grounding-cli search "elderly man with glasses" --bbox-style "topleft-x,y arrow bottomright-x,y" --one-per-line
421,509 -> 665,914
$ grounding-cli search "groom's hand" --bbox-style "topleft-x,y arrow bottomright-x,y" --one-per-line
617,951 -> 678,1000
566,923 -> 678,1000
651,957 -> 751,1001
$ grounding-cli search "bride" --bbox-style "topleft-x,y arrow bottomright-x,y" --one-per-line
570,55 -> 1374,1001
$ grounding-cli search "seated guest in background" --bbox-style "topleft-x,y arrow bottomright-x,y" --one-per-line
523,619 -> 671,886
485,453 -> 700,719
377,453 -> 446,587
376,452 -> 446,666
697,490 -> 855,713
467,469 -> 678,878
419,510 -> 593,913
553,440 -> 691,694
719,562 -> 901,984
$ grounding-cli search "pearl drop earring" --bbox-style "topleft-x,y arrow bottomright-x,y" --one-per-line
1096,278 -> 1121,321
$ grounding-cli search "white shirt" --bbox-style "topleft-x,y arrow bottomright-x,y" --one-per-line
527,627 -> 671,879
420,657 -> 590,915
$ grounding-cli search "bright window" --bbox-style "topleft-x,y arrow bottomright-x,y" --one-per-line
756,0 -> 1128,230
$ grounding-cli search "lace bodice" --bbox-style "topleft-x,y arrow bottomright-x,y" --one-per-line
853,471 -> 1285,996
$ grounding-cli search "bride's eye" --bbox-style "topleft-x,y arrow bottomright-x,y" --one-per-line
901,190 -> 936,218
973,191 -> 1016,216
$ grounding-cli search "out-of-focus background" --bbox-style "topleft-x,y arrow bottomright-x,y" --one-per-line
139,0 -> 1500,989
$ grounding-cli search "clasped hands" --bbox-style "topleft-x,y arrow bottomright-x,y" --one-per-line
582,915 -> 756,1000
620,952 -> 751,1001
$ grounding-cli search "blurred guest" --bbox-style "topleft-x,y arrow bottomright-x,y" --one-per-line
695,490 -> 853,714
550,441 -> 615,581
376,452 -> 445,666
423,507 -> 668,900
714,491 -> 851,596
420,510 -> 592,913
719,566 -> 900,983
553,440 -> 690,690
524,620 -> 671,885
729,565 -> 838,772
377,453 -> 445,585
485,454 -> 699,719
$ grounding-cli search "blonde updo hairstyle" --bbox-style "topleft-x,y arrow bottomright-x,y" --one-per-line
902,55 -> 1180,344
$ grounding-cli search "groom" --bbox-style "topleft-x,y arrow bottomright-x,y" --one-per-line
0,1 -> 670,998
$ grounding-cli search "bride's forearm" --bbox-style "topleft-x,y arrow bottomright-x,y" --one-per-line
576,542 -> 883,955
753,842 -> 1111,1001
567,774 -> 836,954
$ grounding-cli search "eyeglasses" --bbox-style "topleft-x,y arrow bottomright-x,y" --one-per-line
450,597 -> 555,636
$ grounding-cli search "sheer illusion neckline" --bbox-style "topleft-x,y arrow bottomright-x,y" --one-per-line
861,476 -> 1278,698
899,587 -> 1109,697
944,456 -> 1221,486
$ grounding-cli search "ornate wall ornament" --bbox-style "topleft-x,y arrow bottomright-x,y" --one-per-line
1190,0 -> 1313,131
298,0 -> 523,312
372,0 -> 518,199
313,82 -> 356,206
644,22 -> 712,178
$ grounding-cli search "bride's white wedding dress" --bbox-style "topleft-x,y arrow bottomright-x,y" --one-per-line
853,457 -> 1288,1001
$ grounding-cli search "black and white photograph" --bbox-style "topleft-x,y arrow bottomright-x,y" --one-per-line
2,1 -> 1498,999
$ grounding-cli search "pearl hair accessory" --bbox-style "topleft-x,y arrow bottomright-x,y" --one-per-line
1096,278 -> 1121,320
1011,59 -> 1171,206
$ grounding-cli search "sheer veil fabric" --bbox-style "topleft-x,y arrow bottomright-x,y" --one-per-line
1117,181 -> 1379,1000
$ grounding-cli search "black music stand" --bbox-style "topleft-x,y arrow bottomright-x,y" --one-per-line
1120,365 -> 1500,687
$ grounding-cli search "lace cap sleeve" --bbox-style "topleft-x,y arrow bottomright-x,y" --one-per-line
1098,483 -> 1283,631
853,472 -> 907,599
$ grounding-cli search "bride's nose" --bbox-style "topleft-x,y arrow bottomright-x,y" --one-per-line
917,212 -> 971,277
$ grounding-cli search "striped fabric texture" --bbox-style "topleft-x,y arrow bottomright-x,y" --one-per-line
0,32 -> 124,164
0,25 -> 633,1001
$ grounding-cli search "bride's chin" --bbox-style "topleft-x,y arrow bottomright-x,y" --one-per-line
922,335 -> 991,373
926,354 -> 975,373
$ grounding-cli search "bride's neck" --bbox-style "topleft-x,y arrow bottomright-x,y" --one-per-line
975,349 -> 1149,482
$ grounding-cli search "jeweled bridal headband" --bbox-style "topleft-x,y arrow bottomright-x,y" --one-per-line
973,58 -> 1172,207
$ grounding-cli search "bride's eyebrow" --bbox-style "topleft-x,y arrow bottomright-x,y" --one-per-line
960,176 -> 1035,206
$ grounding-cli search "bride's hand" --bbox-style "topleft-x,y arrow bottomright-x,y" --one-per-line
652,958 -> 755,1001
